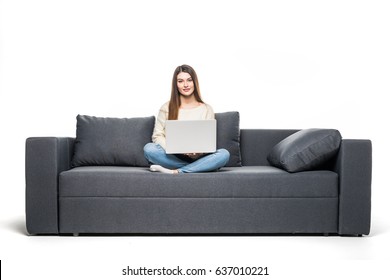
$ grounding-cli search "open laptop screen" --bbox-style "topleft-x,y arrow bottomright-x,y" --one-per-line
165,120 -> 217,154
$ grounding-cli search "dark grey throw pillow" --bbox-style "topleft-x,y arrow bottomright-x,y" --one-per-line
72,115 -> 155,167
215,112 -> 242,167
267,128 -> 342,172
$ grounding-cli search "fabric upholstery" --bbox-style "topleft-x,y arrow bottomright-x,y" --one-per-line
59,197 -> 338,234
240,129 -> 298,166
335,140 -> 372,235
59,166 -> 338,198
267,128 -> 342,172
26,137 -> 74,234
25,131 -> 372,236
71,115 -> 155,167
215,112 -> 242,167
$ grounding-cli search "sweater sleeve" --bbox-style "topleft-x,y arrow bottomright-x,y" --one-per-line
205,103 -> 215,119
152,102 -> 169,149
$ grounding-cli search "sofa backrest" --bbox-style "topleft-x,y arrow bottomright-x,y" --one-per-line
67,129 -> 300,167
240,129 -> 298,166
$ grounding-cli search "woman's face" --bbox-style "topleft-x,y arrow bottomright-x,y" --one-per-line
177,72 -> 194,97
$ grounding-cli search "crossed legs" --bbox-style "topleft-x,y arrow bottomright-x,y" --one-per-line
143,143 -> 230,174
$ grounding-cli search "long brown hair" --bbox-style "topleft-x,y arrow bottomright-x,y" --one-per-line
168,64 -> 204,120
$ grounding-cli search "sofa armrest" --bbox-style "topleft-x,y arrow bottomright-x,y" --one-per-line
25,137 -> 74,234
334,139 -> 372,235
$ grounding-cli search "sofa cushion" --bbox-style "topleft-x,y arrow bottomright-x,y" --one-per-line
71,115 -> 155,167
215,112 -> 242,167
267,128 -> 342,172
59,166 -> 338,198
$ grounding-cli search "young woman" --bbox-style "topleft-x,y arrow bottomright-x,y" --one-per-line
143,64 -> 230,174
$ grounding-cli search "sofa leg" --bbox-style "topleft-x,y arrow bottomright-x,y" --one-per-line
73,233 -> 79,237
323,233 -> 329,237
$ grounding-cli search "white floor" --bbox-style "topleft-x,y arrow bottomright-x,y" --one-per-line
1,212 -> 389,280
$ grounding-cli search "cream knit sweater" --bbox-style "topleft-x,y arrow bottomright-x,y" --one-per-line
152,101 -> 215,149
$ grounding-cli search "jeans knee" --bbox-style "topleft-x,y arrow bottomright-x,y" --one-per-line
217,148 -> 230,165
143,142 -> 154,153
144,143 -> 160,160
143,143 -> 153,156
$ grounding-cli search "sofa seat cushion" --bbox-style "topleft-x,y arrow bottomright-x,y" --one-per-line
59,166 -> 338,198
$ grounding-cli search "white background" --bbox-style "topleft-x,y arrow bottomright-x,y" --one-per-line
1,0 -> 389,279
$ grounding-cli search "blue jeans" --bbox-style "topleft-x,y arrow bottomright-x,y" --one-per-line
143,143 -> 230,173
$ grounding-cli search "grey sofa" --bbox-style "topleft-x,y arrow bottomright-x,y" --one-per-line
25,122 -> 372,236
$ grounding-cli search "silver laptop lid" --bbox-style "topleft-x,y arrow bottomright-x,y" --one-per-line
165,120 -> 217,154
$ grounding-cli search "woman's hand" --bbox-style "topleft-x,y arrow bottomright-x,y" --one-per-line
184,153 -> 204,160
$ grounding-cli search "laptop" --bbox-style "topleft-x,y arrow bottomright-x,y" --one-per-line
165,120 -> 217,154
